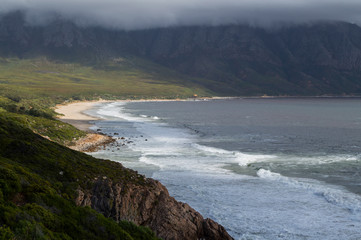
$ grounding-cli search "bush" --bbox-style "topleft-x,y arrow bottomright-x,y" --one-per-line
0,226 -> 14,240
0,167 -> 21,199
0,117 -> 160,240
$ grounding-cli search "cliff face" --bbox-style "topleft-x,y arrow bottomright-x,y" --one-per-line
75,177 -> 232,240
2,11 -> 361,95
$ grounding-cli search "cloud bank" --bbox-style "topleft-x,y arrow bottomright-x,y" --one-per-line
1,0 -> 361,29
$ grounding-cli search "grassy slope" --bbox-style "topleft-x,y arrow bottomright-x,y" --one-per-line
0,113 -> 160,239
0,56 -> 214,100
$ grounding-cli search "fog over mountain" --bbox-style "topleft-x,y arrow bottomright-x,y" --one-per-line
2,0 -> 361,29
2,4 -> 361,96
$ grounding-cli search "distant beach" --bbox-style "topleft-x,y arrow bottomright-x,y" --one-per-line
55,101 -> 107,131
55,100 -> 114,151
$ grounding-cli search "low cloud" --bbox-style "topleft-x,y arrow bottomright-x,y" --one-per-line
2,0 -> 361,29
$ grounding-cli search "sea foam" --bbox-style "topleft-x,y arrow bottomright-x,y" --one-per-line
257,169 -> 361,213
192,143 -> 275,166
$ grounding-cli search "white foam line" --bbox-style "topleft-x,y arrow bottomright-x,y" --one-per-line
192,143 -> 276,166
257,169 -> 361,213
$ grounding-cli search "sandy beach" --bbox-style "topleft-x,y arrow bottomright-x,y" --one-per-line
55,100 -> 115,152
55,101 -> 107,132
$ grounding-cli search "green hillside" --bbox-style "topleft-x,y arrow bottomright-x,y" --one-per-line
0,113 -> 160,239
0,56 -> 214,101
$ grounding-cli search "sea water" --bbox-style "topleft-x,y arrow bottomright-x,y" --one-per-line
87,98 -> 361,239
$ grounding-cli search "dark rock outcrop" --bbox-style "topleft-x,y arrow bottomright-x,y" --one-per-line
75,177 -> 232,240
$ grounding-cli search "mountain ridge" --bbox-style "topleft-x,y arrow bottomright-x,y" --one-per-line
2,11 -> 361,96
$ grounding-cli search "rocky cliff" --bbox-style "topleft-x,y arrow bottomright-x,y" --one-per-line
2,11 -> 361,95
75,176 -> 232,240
0,113 -> 233,239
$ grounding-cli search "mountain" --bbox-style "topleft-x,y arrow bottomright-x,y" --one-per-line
1,11 -> 361,95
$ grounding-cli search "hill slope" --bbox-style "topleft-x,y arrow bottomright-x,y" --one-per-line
0,112 -> 232,239
0,56 -> 213,100
0,113 -> 159,239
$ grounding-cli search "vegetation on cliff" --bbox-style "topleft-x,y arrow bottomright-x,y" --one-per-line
0,113 -> 160,239
0,60 -> 166,238
0,97 -> 233,239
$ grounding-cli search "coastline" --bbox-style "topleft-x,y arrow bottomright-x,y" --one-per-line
4,99 -> 235,240
54,95 -> 359,129
54,95 -> 356,152
54,98 -> 221,151
54,97 -> 236,128
52,97 -> 361,239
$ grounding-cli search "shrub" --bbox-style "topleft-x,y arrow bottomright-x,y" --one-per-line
0,167 -> 21,199
0,226 -> 15,240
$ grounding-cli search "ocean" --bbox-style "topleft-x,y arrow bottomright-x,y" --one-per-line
86,98 -> 361,240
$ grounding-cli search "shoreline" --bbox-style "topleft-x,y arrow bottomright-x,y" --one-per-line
54,98 -> 223,151
55,95 -> 361,128
55,100 -> 110,131
54,95 -> 361,152
54,97 -> 237,128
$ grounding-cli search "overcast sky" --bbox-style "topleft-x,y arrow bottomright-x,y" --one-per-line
1,0 -> 361,29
